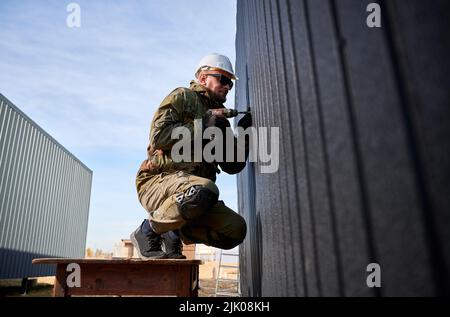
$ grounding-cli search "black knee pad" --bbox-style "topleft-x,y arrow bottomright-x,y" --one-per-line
175,185 -> 218,220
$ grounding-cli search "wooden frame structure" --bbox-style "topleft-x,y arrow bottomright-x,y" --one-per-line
32,258 -> 202,297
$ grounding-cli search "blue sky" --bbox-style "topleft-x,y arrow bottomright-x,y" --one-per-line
0,0 -> 239,252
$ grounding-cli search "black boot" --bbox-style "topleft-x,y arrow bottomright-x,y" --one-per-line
130,220 -> 167,259
162,230 -> 186,259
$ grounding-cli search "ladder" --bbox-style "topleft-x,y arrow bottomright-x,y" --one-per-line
215,249 -> 241,297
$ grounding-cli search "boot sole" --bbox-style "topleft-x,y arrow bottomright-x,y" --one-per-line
130,231 -> 167,260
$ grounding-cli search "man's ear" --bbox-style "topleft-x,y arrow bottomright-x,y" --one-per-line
198,73 -> 207,85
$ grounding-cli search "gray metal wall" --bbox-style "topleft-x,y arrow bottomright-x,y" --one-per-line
235,0 -> 450,296
0,94 -> 92,279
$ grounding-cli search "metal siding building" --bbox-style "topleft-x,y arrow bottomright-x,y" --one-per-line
0,94 -> 92,279
235,0 -> 450,296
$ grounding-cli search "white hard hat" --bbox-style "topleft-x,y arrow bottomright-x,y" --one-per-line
195,53 -> 238,80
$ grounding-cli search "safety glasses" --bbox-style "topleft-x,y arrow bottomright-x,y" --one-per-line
206,74 -> 234,89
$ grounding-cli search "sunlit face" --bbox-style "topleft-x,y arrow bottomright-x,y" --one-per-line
198,70 -> 233,103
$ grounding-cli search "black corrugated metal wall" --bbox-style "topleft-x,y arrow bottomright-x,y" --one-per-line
235,0 -> 450,296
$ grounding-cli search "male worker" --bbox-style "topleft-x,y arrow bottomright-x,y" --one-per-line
131,53 -> 252,259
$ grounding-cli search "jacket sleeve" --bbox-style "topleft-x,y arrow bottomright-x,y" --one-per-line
150,90 -> 195,151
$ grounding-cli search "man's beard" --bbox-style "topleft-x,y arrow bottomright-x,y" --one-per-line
211,90 -> 227,103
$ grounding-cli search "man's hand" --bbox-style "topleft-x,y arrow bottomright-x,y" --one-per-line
203,111 -> 231,131
218,114 -> 249,174
237,113 -> 252,129
214,116 -> 231,132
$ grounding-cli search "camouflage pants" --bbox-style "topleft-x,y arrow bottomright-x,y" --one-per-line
138,171 -> 247,250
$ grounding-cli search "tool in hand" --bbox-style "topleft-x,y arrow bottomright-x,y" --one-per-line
207,108 -> 251,118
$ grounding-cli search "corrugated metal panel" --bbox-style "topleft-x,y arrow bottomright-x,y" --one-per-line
0,93 -> 92,279
235,0 -> 450,296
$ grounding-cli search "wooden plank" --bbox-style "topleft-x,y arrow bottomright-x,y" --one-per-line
236,0 -> 449,297
334,0 -> 435,296
175,265 -> 190,297
54,264 -> 67,297
33,258 -> 202,297
278,0 -> 328,297
305,0 -> 374,297
66,263 -> 178,296
32,258 -> 202,265
387,0 -> 450,295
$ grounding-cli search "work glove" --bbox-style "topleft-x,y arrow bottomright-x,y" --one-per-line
202,111 -> 230,132
214,116 -> 231,132
237,113 -> 252,129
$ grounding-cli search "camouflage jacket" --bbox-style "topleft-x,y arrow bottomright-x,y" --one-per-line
136,81 -> 246,193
